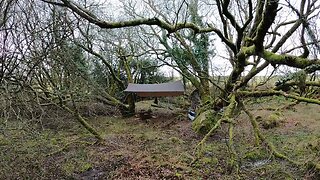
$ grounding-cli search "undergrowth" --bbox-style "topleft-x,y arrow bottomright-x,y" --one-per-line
0,98 -> 319,179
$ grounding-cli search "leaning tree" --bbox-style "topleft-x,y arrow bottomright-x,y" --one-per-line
1,0 -> 175,142
40,0 -> 320,170
121,0 -> 217,103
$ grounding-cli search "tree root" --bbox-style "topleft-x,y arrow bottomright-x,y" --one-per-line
191,117 -> 223,165
227,121 -> 239,173
192,94 -> 318,174
192,94 -> 239,169
243,104 -> 299,165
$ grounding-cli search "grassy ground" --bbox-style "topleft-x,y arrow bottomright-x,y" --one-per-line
0,98 -> 319,179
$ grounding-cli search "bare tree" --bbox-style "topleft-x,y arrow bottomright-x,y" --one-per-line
0,0 -> 105,140
10,0 -> 320,170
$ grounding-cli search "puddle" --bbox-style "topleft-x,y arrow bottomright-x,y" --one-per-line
75,168 -> 105,180
242,159 -> 271,169
252,159 -> 270,167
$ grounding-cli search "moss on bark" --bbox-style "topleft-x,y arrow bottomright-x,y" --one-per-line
192,110 -> 219,134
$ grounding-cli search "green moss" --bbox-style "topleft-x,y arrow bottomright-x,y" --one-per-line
243,148 -> 268,161
175,172 -> 183,177
136,130 -> 159,141
262,50 -> 284,62
178,152 -> 194,164
62,159 -> 92,175
79,162 -> 92,172
201,157 -> 218,165
192,110 -> 220,134
0,135 -> 10,146
1,100 -> 320,179
241,45 -> 255,56
262,50 -> 314,68
50,137 -> 63,145
262,112 -> 282,129
62,162 -> 75,175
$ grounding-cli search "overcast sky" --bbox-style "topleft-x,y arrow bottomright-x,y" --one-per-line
93,0 -> 316,77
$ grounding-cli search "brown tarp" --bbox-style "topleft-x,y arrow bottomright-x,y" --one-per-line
124,81 -> 185,97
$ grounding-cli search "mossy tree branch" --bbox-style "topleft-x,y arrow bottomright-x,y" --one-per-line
240,102 -> 260,146
238,90 -> 320,105
275,81 -> 320,91
261,50 -> 320,68
62,102 -> 103,141
253,0 -> 279,51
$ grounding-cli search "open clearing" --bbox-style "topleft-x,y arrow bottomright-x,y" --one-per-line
0,98 -> 320,179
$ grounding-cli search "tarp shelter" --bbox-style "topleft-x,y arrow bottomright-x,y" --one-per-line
124,81 -> 185,97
